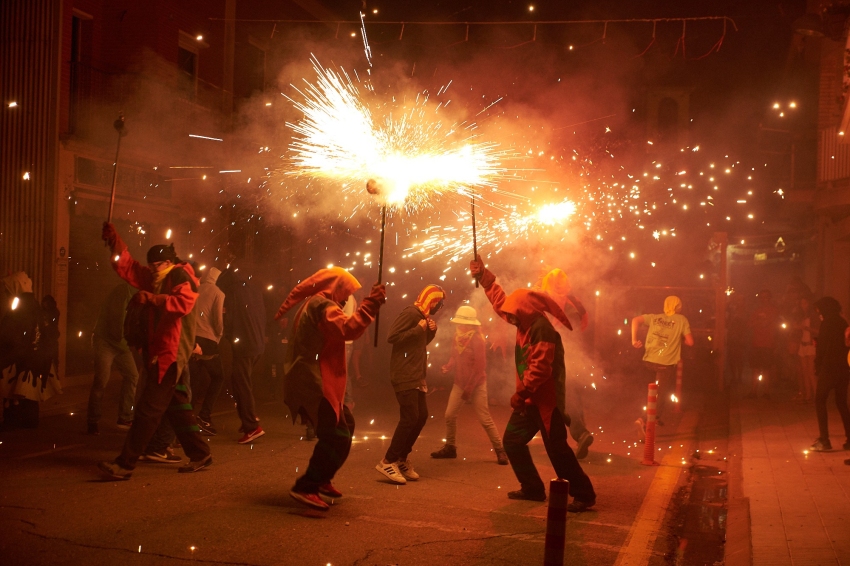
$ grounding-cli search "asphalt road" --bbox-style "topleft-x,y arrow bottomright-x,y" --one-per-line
0,376 -> 716,566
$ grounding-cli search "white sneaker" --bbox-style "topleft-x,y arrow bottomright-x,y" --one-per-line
397,459 -> 419,481
376,461 -> 407,484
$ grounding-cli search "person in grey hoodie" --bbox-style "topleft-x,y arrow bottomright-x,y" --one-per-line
190,267 -> 225,435
376,284 -> 445,485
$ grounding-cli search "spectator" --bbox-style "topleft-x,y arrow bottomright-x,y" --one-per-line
190,267 -> 225,435
809,297 -> 850,452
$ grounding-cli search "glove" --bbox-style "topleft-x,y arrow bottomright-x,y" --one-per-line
135,290 -> 165,307
102,222 -> 127,256
469,257 -> 484,280
369,283 -> 387,304
510,392 -> 525,411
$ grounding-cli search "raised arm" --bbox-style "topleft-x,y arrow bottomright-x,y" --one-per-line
631,315 -> 646,348
320,284 -> 385,341
470,256 -> 510,323
103,223 -> 153,291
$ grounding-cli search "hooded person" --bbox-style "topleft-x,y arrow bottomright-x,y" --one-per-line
430,305 -> 509,465
275,267 -> 385,511
376,284 -> 445,485
631,295 -> 693,434
809,296 -> 850,452
217,267 -> 268,443
97,223 -> 211,479
471,256 -> 596,511
0,272 -> 61,430
538,267 -> 594,459
189,267 -> 226,435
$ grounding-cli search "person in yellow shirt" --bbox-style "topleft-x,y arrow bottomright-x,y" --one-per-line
631,296 -> 694,432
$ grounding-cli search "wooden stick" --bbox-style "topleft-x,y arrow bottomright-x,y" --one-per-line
472,192 -> 479,288
107,114 -> 126,223
373,204 -> 387,347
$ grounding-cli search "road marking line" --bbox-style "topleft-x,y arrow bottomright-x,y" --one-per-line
613,411 -> 697,566
17,443 -> 86,460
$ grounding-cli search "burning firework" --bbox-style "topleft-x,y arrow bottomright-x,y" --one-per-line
285,58 -> 506,212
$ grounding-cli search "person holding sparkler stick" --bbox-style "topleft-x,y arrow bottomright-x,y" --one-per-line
377,285 -> 445,485
275,268 -> 385,511
470,255 -> 596,511
97,224 -> 211,479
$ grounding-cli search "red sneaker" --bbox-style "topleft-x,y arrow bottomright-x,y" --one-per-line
290,490 -> 329,511
319,482 -> 343,498
237,426 -> 265,444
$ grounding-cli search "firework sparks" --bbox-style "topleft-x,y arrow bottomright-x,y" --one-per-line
285,58 -> 505,213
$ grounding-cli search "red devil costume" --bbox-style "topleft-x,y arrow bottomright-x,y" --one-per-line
276,267 -> 384,510
98,223 -> 211,479
472,257 -> 595,510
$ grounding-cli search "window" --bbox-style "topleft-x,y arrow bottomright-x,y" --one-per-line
177,33 -> 199,101
69,11 -> 93,133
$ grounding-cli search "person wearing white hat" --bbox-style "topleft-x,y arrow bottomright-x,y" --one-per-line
431,306 -> 508,465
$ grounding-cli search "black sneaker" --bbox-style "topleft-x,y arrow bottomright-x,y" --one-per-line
196,416 -> 217,436
430,445 -> 457,459
567,498 -> 596,513
178,454 -> 212,473
507,489 -> 546,502
87,422 -> 99,435
97,460 -> 132,480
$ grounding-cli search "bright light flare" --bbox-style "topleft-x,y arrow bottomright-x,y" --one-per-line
286,59 -> 504,212
11,297 -> 19,310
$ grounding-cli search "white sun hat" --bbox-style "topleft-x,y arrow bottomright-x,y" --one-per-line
451,305 -> 481,326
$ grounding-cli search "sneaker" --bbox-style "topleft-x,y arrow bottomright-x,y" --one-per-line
576,433 -> 594,460
496,449 -> 509,465
376,461 -> 407,484
141,448 -> 182,464
397,459 -> 419,481
290,490 -> 329,511
116,419 -> 133,431
507,489 -> 546,502
810,438 -> 832,452
635,418 -> 646,439
567,498 -> 596,513
238,426 -> 265,444
196,416 -> 217,436
319,483 -> 343,498
430,445 -> 457,459
97,460 -> 132,480
178,454 -> 212,473
87,422 -> 99,435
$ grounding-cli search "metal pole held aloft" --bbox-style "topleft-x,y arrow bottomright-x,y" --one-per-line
373,204 -> 387,347
107,114 -> 127,223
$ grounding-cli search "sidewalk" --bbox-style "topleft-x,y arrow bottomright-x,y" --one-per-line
728,392 -> 850,566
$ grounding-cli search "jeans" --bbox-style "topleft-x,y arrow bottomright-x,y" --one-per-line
87,337 -> 139,424
385,389 -> 428,463
190,355 -> 225,422
293,399 -> 353,493
503,404 -> 595,502
231,354 -> 261,432
815,370 -> 850,443
565,381 -> 589,443
116,362 -> 208,469
444,383 -> 503,450
644,362 -> 675,421
144,366 -> 192,454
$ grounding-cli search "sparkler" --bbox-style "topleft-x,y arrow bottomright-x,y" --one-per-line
285,58 -> 505,214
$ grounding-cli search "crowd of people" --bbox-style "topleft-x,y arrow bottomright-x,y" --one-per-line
4,225 -> 850,513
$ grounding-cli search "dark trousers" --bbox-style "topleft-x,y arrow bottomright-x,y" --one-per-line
503,404 -> 596,503
293,399 -> 353,493
116,363 -> 209,469
385,389 -> 428,463
144,367 -> 192,454
190,355 -> 225,422
815,371 -> 850,442
231,354 -> 261,432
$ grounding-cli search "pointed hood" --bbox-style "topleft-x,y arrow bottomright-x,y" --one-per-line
414,284 -> 445,315
539,268 -> 571,309
275,267 -> 361,320
201,266 -> 222,286
501,289 -> 572,331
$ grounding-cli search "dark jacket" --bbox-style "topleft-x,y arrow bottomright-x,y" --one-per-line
93,283 -> 135,350
387,305 -> 436,392
218,271 -> 266,358
814,297 -> 848,377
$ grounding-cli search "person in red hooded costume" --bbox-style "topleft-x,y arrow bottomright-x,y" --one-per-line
471,256 -> 596,511
98,223 -> 211,479
275,267 -> 385,511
